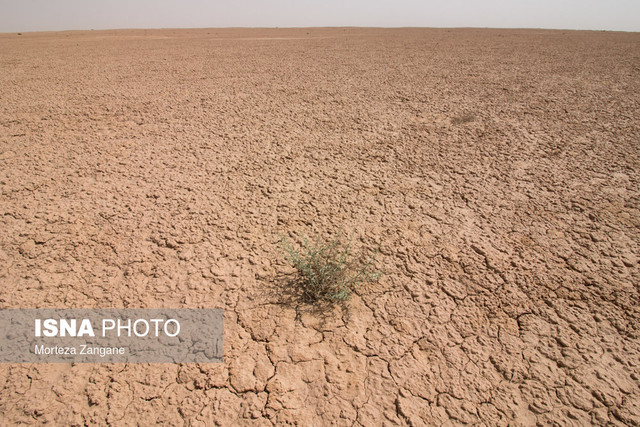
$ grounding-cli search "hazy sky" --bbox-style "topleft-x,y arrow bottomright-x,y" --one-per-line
1,0 -> 639,33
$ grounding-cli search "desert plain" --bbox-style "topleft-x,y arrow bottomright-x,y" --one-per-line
0,27 -> 639,425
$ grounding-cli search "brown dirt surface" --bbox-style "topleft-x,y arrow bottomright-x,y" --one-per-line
1,27 -> 639,425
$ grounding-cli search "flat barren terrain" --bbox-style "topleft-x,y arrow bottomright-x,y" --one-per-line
1,27 -> 639,425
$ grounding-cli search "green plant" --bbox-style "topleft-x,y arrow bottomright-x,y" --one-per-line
280,233 -> 381,303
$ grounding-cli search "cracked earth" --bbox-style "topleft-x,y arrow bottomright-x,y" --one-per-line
1,28 -> 639,425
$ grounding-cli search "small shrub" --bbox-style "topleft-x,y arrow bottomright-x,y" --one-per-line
280,233 -> 381,303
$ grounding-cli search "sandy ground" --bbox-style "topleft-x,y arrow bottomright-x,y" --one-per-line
1,27 -> 639,425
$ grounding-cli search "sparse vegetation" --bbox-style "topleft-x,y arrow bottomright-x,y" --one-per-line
280,233 -> 381,303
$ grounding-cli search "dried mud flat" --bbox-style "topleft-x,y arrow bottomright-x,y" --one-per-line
1,27 -> 639,425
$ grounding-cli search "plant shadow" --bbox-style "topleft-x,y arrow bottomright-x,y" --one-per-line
264,270 -> 347,321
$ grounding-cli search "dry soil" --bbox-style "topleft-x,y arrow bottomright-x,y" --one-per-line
1,27 -> 639,425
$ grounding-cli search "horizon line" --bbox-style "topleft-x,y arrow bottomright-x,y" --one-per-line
3,25 -> 638,36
